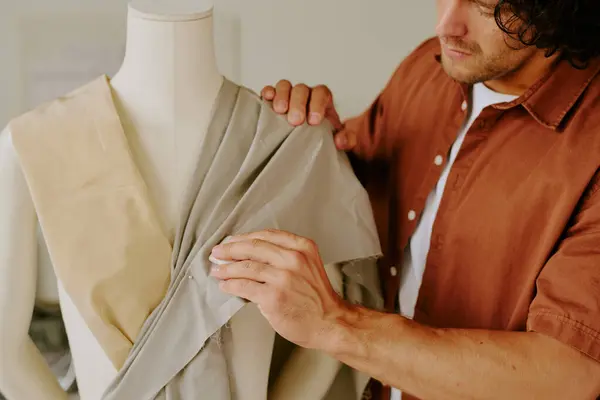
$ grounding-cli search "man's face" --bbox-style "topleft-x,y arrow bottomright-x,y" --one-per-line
436,0 -> 538,84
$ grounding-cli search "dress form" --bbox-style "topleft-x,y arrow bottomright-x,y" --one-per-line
0,130 -> 66,399
1,1 -> 274,399
62,3 -> 225,398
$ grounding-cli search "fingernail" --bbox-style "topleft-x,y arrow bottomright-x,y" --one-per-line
209,253 -> 231,266
308,112 -> 321,125
221,235 -> 234,244
275,100 -> 287,113
289,111 -> 302,125
212,236 -> 233,253
335,135 -> 347,148
210,264 -> 220,273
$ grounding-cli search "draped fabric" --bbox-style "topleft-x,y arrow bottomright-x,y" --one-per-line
11,76 -> 383,399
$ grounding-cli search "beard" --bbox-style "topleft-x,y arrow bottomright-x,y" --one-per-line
438,37 -> 536,85
440,51 -> 512,84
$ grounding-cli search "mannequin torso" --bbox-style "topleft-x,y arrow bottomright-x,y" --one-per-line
68,3 -> 225,397
0,2 -> 274,399
110,1 -> 223,241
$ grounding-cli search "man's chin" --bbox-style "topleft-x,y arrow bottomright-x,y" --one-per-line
441,62 -> 475,84
441,57 -> 486,85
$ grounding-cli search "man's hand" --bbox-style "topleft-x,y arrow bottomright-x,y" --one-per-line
209,229 -> 348,350
209,231 -> 600,399
261,80 -> 357,151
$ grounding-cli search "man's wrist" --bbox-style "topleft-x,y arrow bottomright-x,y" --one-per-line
318,303 -> 421,391
320,302 -> 370,359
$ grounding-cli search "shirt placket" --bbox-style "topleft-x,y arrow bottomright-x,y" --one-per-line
415,105 -> 500,321
389,90 -> 471,312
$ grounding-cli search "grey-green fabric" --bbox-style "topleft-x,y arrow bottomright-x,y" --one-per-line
91,78 -> 383,399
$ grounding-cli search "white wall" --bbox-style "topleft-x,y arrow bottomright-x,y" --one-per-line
0,0 -> 436,126
230,0 -> 436,118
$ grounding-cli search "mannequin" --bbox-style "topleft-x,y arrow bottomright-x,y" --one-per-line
0,131 -> 66,400
1,1 -> 382,399
0,1 -> 274,399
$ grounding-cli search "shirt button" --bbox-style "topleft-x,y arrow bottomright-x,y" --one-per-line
434,155 -> 443,166
390,266 -> 398,277
408,210 -> 416,221
461,101 -> 467,111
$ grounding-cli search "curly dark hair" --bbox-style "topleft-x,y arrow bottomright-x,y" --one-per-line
494,0 -> 600,69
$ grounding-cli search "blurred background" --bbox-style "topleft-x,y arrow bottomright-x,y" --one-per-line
0,0 -> 435,398
0,0 -> 436,127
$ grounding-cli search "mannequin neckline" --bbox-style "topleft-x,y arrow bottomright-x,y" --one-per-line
102,73 -> 226,137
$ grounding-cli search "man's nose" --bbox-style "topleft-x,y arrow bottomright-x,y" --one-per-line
436,0 -> 468,38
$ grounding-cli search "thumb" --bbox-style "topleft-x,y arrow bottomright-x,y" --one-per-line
333,127 -> 357,151
325,105 -> 356,150
325,103 -> 343,132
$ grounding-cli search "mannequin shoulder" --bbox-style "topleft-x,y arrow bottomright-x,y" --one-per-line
238,85 -> 336,142
0,126 -> 20,167
0,126 -> 29,192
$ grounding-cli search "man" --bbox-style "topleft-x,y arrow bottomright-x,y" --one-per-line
209,1 -> 600,399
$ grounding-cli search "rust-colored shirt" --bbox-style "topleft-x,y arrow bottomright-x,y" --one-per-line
346,38 -> 600,399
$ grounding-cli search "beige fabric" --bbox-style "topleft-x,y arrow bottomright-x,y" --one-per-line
10,75 -> 383,399
10,76 -> 172,369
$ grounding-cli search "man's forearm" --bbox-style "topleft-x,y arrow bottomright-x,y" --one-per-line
323,305 -> 600,400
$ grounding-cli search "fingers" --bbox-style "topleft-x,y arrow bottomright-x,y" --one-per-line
222,229 -> 318,255
307,85 -> 332,125
333,127 -> 357,151
261,85 -> 275,100
211,260 -> 289,287
218,279 -> 264,303
263,80 -> 341,130
288,84 -> 310,126
211,260 -> 269,282
211,238 -> 292,267
273,80 -> 292,113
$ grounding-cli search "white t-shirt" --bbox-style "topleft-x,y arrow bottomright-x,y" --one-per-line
391,83 -> 517,400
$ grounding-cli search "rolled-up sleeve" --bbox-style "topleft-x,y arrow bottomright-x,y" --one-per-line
528,176 -> 600,362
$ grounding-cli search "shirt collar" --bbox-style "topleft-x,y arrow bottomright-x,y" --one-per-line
434,53 -> 600,131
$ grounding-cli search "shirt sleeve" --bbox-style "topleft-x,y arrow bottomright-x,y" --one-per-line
527,173 -> 600,362
342,85 -> 392,161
